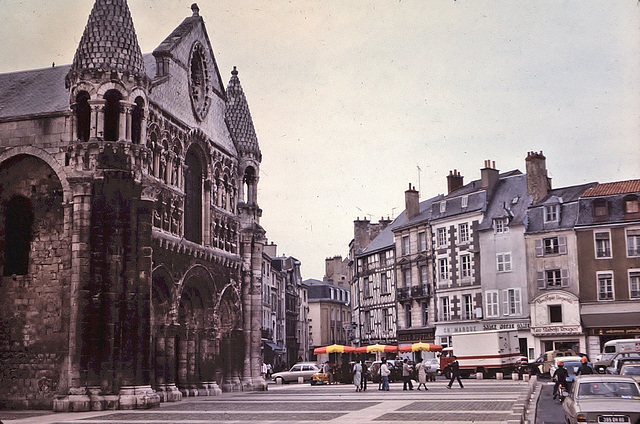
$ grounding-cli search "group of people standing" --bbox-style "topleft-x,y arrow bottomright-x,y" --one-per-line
353,356 -> 447,392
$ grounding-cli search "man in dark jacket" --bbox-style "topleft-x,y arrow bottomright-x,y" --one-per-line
360,361 -> 368,391
552,361 -> 569,399
402,359 -> 414,390
446,356 -> 464,389
576,357 -> 594,376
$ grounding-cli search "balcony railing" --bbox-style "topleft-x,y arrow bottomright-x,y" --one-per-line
411,284 -> 431,299
397,285 -> 431,301
396,287 -> 411,301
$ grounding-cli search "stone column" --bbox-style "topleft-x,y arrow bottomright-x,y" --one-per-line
120,101 -> 132,142
240,231 -> 267,391
154,332 -> 167,401
53,181 -> 92,412
203,179 -> 211,246
164,324 -> 182,402
88,99 -> 105,140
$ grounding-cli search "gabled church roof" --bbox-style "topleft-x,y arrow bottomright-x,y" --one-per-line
226,67 -> 262,160
71,0 -> 146,77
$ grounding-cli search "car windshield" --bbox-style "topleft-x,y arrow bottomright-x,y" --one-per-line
577,382 -> 640,399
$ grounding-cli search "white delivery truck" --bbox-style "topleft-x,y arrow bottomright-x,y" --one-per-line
594,338 -> 640,373
440,329 -> 522,378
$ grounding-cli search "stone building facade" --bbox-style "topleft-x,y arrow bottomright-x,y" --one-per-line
575,181 -> 640,358
0,1 -> 266,411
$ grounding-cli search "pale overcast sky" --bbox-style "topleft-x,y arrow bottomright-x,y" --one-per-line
0,1 -> 638,280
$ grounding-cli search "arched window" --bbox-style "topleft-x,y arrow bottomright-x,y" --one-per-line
4,196 -> 34,276
76,91 -> 91,141
243,166 -> 256,204
103,89 -> 122,141
184,150 -> 203,243
131,96 -> 144,144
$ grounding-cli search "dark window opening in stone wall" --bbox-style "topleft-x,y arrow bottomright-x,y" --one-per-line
4,196 -> 34,276
243,166 -> 256,204
103,89 -> 122,141
76,91 -> 91,141
184,150 -> 203,243
131,97 -> 144,144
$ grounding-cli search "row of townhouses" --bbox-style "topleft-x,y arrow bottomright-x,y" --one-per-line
260,242 -> 309,371
348,151 -> 640,361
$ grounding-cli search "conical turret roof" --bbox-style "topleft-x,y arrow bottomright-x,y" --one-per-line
71,0 -> 146,76
226,67 -> 261,160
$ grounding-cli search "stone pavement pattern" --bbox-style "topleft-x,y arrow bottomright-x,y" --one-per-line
0,379 -> 536,424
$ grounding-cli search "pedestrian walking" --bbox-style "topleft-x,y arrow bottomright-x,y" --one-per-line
416,360 -> 429,390
402,358 -> 414,390
446,356 -> 464,389
260,359 -> 267,379
380,358 -> 391,391
353,360 -> 363,391
576,357 -> 594,375
360,360 -> 368,391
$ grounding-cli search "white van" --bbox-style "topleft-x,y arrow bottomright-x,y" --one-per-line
594,339 -> 640,373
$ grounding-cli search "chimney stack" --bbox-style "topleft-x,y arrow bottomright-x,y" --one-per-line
481,159 -> 499,193
405,183 -> 420,220
447,169 -> 464,194
525,151 -> 550,203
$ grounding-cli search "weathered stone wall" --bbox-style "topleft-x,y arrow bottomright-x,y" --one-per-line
0,155 -> 69,409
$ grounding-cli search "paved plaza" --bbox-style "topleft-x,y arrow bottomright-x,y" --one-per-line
0,377 -> 538,424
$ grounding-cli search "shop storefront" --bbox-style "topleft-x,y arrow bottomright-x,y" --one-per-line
530,291 -> 585,357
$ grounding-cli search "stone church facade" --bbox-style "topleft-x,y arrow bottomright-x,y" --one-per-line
0,1 -> 267,411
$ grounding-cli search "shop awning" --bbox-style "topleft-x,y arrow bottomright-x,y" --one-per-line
582,312 -> 640,328
264,341 -> 284,352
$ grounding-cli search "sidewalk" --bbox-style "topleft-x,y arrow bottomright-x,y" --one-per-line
0,378 -> 538,423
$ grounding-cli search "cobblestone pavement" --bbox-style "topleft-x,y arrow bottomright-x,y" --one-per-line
0,378 -> 537,424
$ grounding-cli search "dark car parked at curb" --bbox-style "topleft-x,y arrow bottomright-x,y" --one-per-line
369,360 -> 402,383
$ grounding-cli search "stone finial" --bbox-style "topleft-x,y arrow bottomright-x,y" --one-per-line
232,66 -> 238,76
191,3 -> 200,17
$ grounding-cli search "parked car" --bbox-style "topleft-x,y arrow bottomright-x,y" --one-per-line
272,362 -> 321,384
369,360 -> 402,383
594,338 -> 640,373
605,353 -> 640,375
606,353 -> 640,374
619,363 -> 640,384
562,375 -> 640,424
532,349 -> 577,376
423,358 -> 440,381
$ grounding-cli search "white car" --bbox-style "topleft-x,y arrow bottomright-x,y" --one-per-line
271,362 -> 320,384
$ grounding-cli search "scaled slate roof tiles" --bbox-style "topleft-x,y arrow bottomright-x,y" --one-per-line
0,65 -> 71,119
226,68 -> 261,159
71,0 -> 146,76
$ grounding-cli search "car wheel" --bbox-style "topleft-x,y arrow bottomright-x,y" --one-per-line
275,376 -> 284,385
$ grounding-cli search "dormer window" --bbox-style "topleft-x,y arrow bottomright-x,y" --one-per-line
461,196 -> 468,208
495,218 -> 509,234
593,199 -> 609,218
544,204 -> 559,223
440,201 -> 446,213
625,195 -> 639,214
